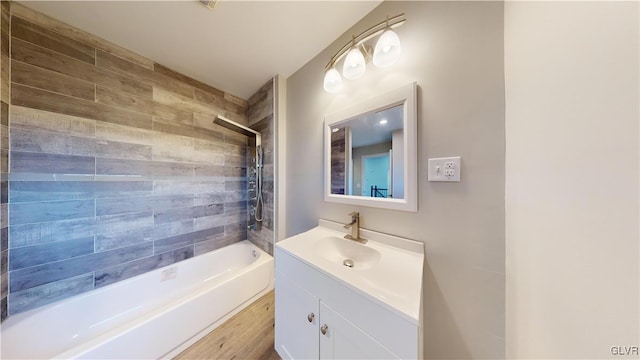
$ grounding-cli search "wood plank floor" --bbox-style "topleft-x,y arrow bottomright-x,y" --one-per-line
174,290 -> 280,360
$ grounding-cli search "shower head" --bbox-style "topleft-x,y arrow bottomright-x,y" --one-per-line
213,115 -> 261,146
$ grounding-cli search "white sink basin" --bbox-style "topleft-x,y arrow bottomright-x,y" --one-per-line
276,219 -> 424,322
314,236 -> 381,270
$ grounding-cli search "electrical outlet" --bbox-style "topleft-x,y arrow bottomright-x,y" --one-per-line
428,157 -> 461,182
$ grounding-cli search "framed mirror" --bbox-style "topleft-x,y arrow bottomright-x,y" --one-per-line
324,82 -> 417,212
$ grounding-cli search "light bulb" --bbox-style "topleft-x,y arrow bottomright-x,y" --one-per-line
373,28 -> 401,68
323,67 -> 343,93
342,46 -> 366,80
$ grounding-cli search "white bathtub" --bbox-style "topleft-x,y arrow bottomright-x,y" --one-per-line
0,240 -> 274,359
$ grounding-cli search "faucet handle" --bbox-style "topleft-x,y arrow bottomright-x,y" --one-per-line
348,211 -> 359,217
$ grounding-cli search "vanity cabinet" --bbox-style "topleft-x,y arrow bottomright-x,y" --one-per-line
318,302 -> 396,359
276,273 -> 319,360
275,247 -> 419,360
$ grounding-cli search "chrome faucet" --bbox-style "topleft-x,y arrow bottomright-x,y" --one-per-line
343,212 -> 366,243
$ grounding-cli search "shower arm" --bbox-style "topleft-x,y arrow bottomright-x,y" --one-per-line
213,115 -> 261,146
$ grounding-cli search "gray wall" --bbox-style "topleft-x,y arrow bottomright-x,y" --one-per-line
285,2 -> 505,358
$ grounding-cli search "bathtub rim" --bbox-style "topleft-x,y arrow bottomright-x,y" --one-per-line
162,279 -> 274,359
1,240 -> 275,360
154,242 -> 276,359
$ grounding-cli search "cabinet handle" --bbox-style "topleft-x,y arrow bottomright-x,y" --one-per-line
320,324 -> 328,335
307,313 -> 315,322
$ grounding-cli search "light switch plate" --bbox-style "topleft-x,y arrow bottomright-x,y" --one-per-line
428,156 -> 461,182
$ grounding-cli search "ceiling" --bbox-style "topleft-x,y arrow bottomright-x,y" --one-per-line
20,0 -> 382,100
333,103 -> 404,148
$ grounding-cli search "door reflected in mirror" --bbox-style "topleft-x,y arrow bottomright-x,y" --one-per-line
330,104 -> 404,199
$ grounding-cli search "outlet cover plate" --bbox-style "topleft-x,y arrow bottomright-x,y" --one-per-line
428,156 -> 461,182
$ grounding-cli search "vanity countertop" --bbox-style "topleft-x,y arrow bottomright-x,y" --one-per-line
276,219 -> 424,323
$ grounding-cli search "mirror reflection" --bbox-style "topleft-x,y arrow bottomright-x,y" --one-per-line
330,104 -> 404,199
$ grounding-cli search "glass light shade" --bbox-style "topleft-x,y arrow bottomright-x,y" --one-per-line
342,47 -> 366,80
373,29 -> 401,68
323,67 -> 343,93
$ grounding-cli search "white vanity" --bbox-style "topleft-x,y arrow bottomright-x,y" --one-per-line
275,219 -> 424,360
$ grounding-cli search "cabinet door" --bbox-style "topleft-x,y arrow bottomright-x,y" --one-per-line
275,277 -> 319,360
318,302 -> 398,360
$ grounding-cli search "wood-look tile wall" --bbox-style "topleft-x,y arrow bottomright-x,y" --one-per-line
331,128 -> 346,195
247,79 -> 274,255
3,3 -> 255,317
1,0 -> 10,322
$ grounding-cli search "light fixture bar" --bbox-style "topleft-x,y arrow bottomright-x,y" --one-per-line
325,13 -> 406,71
198,0 -> 217,9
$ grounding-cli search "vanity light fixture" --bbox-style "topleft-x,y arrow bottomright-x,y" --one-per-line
373,27 -> 402,67
323,67 -> 343,94
342,36 -> 367,80
323,13 -> 405,93
379,119 -> 388,125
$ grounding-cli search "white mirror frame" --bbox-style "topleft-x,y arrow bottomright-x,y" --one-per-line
324,82 -> 417,212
